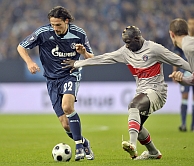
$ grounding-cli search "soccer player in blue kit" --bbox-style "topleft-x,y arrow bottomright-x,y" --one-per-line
17,6 -> 94,161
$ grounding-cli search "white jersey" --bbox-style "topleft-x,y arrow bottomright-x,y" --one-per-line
182,35 -> 194,72
75,40 -> 191,95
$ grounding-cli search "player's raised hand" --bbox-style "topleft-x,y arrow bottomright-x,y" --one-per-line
75,44 -> 86,55
169,71 -> 183,82
27,61 -> 40,74
61,59 -> 76,73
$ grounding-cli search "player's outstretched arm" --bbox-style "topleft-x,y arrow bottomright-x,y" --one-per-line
62,48 -> 126,73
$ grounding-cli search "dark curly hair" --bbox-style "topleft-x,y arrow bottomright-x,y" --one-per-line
47,6 -> 74,22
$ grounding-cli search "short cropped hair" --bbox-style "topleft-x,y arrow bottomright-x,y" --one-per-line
169,18 -> 188,36
47,6 -> 74,22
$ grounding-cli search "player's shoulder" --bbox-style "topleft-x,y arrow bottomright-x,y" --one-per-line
69,24 -> 86,36
34,24 -> 52,36
147,40 -> 162,47
147,40 -> 166,52
182,36 -> 194,50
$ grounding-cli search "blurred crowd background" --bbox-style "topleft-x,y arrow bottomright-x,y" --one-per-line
0,0 -> 194,60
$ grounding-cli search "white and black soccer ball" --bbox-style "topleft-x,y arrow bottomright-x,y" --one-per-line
52,143 -> 72,162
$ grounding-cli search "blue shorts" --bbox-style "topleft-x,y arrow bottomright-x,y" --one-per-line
46,77 -> 80,117
180,85 -> 194,94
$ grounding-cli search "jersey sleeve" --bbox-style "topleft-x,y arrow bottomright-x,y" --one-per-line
83,34 -> 93,54
74,47 -> 127,68
153,44 -> 192,72
19,28 -> 42,49
79,28 -> 93,54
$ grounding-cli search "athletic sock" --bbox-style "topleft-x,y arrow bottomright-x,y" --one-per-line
138,127 -> 158,154
75,140 -> 83,149
128,108 -> 140,147
138,126 -> 158,155
82,137 -> 89,147
66,111 -> 83,149
181,102 -> 187,127
66,131 -> 73,139
66,131 -> 88,147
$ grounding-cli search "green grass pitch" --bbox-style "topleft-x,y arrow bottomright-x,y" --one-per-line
0,114 -> 194,166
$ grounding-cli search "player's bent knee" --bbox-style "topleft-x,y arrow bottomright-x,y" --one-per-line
62,105 -> 74,115
128,93 -> 150,111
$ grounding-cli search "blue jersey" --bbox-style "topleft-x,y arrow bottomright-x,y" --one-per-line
19,23 -> 93,80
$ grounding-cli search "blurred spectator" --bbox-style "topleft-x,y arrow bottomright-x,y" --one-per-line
0,0 -> 194,60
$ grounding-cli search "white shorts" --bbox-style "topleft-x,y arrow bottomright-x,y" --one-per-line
140,89 -> 167,116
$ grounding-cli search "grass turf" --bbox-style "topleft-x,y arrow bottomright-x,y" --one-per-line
0,114 -> 193,166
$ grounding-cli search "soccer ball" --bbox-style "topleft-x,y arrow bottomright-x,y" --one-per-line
52,143 -> 72,162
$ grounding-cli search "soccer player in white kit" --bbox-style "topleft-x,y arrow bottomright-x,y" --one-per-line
170,17 -> 194,132
169,18 -> 194,85
63,26 -> 191,160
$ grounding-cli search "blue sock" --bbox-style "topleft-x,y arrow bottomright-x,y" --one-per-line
181,104 -> 187,126
66,131 -> 73,139
66,112 -> 83,149
66,131 -> 88,146
82,137 -> 89,147
66,131 -> 88,147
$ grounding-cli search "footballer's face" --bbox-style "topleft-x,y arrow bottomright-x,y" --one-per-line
122,26 -> 144,52
122,33 -> 143,52
50,17 -> 68,35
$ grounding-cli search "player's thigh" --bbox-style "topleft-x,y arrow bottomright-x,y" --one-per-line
129,93 -> 150,112
141,89 -> 166,116
60,80 -> 80,114
46,80 -> 65,117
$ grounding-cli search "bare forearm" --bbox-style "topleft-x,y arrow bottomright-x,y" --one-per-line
17,45 -> 40,74
17,45 -> 33,64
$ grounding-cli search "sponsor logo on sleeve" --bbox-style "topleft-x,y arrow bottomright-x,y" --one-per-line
28,33 -> 37,43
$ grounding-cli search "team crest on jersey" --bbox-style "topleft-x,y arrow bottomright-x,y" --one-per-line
142,54 -> 148,61
70,43 -> 76,49
28,33 -> 37,43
